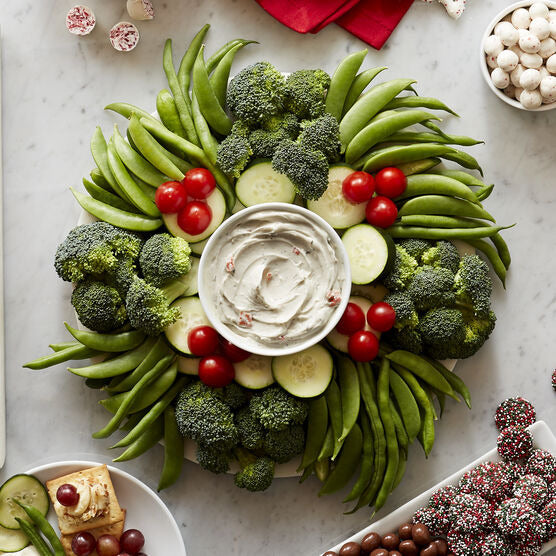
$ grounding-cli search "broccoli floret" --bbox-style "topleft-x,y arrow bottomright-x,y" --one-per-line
408,266 -> 456,311
227,62 -> 285,125
454,254 -> 493,317
222,382 -> 249,411
216,133 -> 253,178
196,443 -> 231,474
235,407 -> 264,451
262,113 -> 299,137
263,425 -> 305,463
422,240 -> 461,274
125,277 -> 184,335
458,309 -> 496,359
298,113 -> 341,162
139,233 -> 191,287
382,245 -> 418,292
249,386 -> 309,431
249,128 -> 291,158
283,69 -> 330,119
234,448 -> 275,492
230,119 -> 252,137
383,292 -> 419,329
397,239 -> 433,263
419,308 -> 466,360
386,327 -> 423,354
175,382 -> 239,450
71,280 -> 127,332
272,140 -> 328,201
54,222 -> 142,283
106,256 -> 138,296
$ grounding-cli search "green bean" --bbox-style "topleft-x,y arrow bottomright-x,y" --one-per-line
15,502 -> 64,556
93,355 -> 174,439
209,43 -> 243,108
389,369 -> 421,442
342,67 -> 387,117
15,518 -> 53,556
464,239 -> 508,286
385,131 -> 483,147
90,127 -> 125,198
383,96 -> 459,116
490,233 -> 511,269
163,39 -> 199,145
398,173 -> 479,203
49,341 -> 79,352
476,183 -> 495,201
90,167 -> 112,191
345,110 -> 440,164
64,322 -> 145,353
298,395 -> 328,471
360,144 -> 457,172
156,89 -> 187,138
326,49 -> 367,121
343,412 -> 373,503
191,91 -> 219,165
158,406 -> 184,490
105,102 -> 157,123
425,357 -> 472,409
337,356 -> 360,443
24,344 -> 99,370
387,225 -> 512,241
396,158 -> 440,176
177,24 -> 210,97
326,378 -> 344,460
314,459 -> 330,482
391,450 -> 407,492
82,178 -> 138,213
68,337 -> 156,379
398,194 -> 495,222
113,415 -> 164,462
318,423 -> 363,496
317,425 -> 334,462
193,46 -> 233,135
70,188 -> 162,232
389,399 -> 408,455
206,39 -> 258,73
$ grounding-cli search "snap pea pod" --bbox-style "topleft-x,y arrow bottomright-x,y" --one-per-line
337,356 -> 360,443
342,67 -> 387,117
68,337 -> 156,379
104,102 -> 157,123
113,415 -> 164,462
15,502 -> 64,556
120,408 -> 149,431
489,233 -> 511,269
340,79 -> 416,149
64,323 -> 145,353
389,368 -> 421,442
397,173 -> 479,203
90,167 -> 112,191
15,518 -> 53,556
298,395 -> 328,472
398,215 -> 492,228
24,343 -> 99,370
50,341 -> 79,352
158,406 -> 184,491
155,140 -> 195,175
134,175 -> 157,200
207,39 -> 258,73
389,399 -> 408,455
433,388 -> 446,417
424,357 -> 472,409
163,39 -> 199,145
193,46 -> 233,135
385,131 -> 483,147
156,89 -> 187,139
345,110 -> 440,164
299,464 -> 314,484
464,239 -> 507,286
177,23 -> 210,97
326,49 -> 367,121
431,168 -> 485,187
398,194 -> 495,222
93,355 -> 174,439
343,412 -> 373,503
476,184 -> 495,201
82,178 -> 138,213
386,225 -> 511,241
317,425 -> 334,462
314,459 -> 330,482
318,423 -> 363,496
417,404 -> 436,458
90,127 -> 125,198
383,96 -> 459,117
326,378 -> 344,460
360,144 -> 457,172
209,43 -> 243,108
396,158 -> 440,176
391,451 -> 407,492
442,150 -> 483,175
191,92 -> 219,165
70,188 -> 162,232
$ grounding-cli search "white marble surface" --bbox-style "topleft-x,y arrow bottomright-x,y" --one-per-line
1,1 -> 556,555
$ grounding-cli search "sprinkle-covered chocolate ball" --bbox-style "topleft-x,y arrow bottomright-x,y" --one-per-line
513,474 -> 548,509
446,530 -> 485,556
494,397 -> 536,431
552,369 -> 556,391
428,485 -> 458,510
459,461 -> 512,502
494,497 -> 546,543
541,498 -> 556,541
497,426 -> 533,461
499,460 -> 526,483
480,531 -> 512,556
448,494 -> 493,532
526,448 -> 556,483
412,507 -> 449,537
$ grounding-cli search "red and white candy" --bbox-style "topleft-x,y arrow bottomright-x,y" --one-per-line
127,0 -> 155,21
66,5 -> 96,36
109,22 -> 140,52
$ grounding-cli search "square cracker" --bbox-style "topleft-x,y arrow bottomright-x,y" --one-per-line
60,512 -> 126,556
46,465 -> 124,534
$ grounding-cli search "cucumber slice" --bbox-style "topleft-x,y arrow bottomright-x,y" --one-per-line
307,166 -> 365,229
327,296 -> 382,354
234,355 -> 274,390
0,474 -> 49,530
272,344 -> 333,398
164,297 -> 210,356
163,187 -> 226,243
0,525 -> 30,552
236,161 -> 296,206
190,239 -> 207,256
177,356 -> 200,375
177,256 -> 199,296
342,224 -> 393,285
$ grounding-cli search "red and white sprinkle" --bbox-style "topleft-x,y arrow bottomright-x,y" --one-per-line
66,5 -> 96,36
109,21 -> 140,52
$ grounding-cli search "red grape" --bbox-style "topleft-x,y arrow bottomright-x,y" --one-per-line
96,535 -> 120,556
120,529 -> 145,554
71,532 -> 96,556
56,483 -> 79,507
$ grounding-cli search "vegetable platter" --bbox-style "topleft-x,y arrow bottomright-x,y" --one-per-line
24,23 -> 514,516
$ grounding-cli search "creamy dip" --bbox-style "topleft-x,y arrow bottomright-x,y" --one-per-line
203,208 -> 346,351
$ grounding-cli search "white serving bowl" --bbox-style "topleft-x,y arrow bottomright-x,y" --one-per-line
480,0 -> 556,111
198,202 -> 351,357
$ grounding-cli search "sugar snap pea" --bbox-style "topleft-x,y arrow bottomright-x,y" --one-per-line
298,395 -> 328,472
396,158 -> 440,176
120,408 -> 149,431
360,144 -> 457,172
389,369 -> 421,442
191,92 -> 219,165
391,450 -> 407,492
489,233 -> 511,269
389,399 -> 408,455
85,377 -> 111,389
24,343 -> 99,370
299,464 -> 314,483
90,127 -> 125,199
155,141 -> 195,174
425,357 -> 472,409
15,518 -> 53,556
15,502 -> 64,556
337,356 -> 360,443
398,215 -> 491,228
314,459 -> 330,482
206,39 -> 258,73
398,194 -> 495,222
326,378 -> 344,460
476,184 -> 494,201
177,24 -> 210,97
417,404 -> 436,457
82,178 -> 137,213
385,131 -> 483,147
397,173 -> 479,203
326,49 -> 367,121
113,415 -> 164,462
158,406 -> 185,491
386,225 -> 510,241
90,167 -> 112,191
105,102 -> 157,123
431,168 -> 484,187
383,96 -> 459,116
343,412 -> 373,503
342,67 -> 387,117
156,89 -> 187,139
317,425 -> 334,462
64,322 -> 145,353
50,341 -> 79,352
209,43 -> 243,108
442,150 -> 483,175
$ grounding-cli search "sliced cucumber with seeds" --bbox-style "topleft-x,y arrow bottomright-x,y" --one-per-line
342,224 -> 394,284
164,296 -> 210,356
236,161 -> 296,206
163,187 -> 226,243
177,356 -> 200,375
0,525 -> 30,552
177,256 -> 199,296
272,344 -> 333,398
0,475 -> 49,530
307,165 -> 365,229
234,354 -> 274,389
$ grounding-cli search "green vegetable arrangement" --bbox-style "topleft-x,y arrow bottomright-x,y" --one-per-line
24,24 -> 512,516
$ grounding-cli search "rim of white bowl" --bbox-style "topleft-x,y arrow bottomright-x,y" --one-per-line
479,0 -> 556,111
198,202 -> 351,357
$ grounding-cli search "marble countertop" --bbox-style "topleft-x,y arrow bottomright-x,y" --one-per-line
1,1 -> 555,554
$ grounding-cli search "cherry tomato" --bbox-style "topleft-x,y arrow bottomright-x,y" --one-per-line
221,339 -> 251,362
342,171 -> 375,204
367,302 -> 396,332
348,331 -> 379,362
154,181 -> 188,214
336,302 -> 366,336
198,355 -> 235,388
365,196 -> 398,228
375,167 -> 407,198
183,168 -> 216,199
177,201 -> 212,235
187,326 -> 220,356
